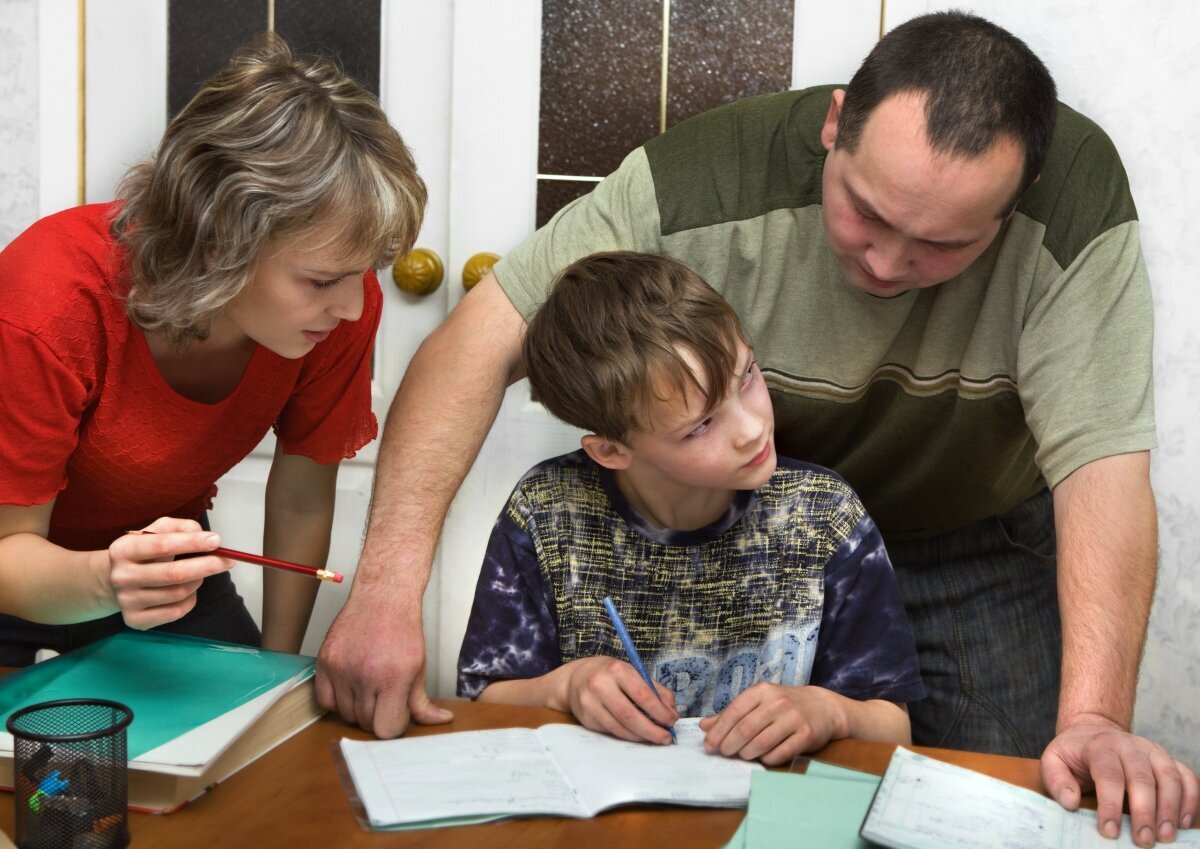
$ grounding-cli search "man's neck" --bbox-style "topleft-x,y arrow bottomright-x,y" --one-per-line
611,466 -> 737,532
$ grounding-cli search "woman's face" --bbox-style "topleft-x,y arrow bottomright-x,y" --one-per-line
221,228 -> 372,359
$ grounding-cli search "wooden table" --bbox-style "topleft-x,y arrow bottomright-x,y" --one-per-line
3,698 -> 1049,848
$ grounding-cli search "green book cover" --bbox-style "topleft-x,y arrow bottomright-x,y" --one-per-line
0,631 -> 314,760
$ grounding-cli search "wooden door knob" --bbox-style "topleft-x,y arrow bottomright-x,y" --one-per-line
462,252 -> 501,291
392,247 -> 444,295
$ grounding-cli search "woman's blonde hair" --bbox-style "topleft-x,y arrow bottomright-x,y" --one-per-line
112,33 -> 426,344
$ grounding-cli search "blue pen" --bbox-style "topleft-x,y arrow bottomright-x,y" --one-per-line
601,596 -> 676,743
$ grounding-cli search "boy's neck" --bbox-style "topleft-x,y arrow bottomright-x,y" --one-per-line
611,466 -> 737,532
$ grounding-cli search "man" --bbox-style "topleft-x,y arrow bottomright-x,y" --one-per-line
318,11 -> 1197,846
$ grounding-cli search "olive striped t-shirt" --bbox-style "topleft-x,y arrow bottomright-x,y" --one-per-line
495,87 -> 1155,538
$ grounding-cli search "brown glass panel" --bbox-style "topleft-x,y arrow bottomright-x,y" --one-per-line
168,0 -> 268,117
536,180 -> 599,229
539,0 -> 662,179
275,0 -> 381,97
667,0 -> 793,128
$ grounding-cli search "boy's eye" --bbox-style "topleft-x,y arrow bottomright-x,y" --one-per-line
742,361 -> 757,386
311,276 -> 343,289
686,419 -> 711,439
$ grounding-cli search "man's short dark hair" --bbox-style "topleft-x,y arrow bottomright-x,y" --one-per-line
837,10 -> 1057,207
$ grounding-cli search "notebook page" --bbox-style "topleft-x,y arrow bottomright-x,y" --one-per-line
539,719 -> 760,815
339,728 -> 587,827
861,747 -> 1200,849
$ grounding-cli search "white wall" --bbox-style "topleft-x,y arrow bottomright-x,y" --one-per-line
887,0 -> 1200,770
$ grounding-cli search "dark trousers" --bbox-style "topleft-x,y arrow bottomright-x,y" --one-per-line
886,488 -> 1062,758
0,515 -> 261,667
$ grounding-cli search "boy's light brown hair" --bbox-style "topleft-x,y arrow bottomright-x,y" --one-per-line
523,251 -> 749,441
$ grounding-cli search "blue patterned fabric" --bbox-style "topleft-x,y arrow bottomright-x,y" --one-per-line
457,451 -> 925,715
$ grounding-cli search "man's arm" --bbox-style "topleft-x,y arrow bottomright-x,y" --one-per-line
1042,450 -> 1198,846
316,271 -> 527,738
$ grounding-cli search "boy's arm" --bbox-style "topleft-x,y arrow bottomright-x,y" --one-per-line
701,495 -> 921,763
455,499 -> 561,698
698,684 -> 909,764
459,495 -> 676,744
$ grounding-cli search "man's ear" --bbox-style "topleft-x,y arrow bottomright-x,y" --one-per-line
581,434 -> 633,470
820,89 -> 846,152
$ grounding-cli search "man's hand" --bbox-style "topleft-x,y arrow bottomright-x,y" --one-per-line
316,592 -> 453,738
698,683 -> 845,765
1041,718 -> 1199,847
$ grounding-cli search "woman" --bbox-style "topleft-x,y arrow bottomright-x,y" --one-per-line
0,35 -> 425,663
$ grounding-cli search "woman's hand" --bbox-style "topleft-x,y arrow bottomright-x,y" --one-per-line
107,517 -> 233,629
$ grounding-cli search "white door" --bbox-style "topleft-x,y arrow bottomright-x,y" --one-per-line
73,0 -> 881,693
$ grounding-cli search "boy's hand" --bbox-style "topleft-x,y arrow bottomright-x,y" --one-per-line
560,657 -> 678,745
699,683 -> 846,765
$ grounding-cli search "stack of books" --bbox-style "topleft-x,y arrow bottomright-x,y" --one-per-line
0,631 -> 324,813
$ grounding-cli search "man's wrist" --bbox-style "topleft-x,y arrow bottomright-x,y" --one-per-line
1056,710 -> 1128,735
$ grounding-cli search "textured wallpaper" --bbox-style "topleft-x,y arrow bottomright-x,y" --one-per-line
0,0 -> 38,247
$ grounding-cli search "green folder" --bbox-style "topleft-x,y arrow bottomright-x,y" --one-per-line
0,631 -> 314,760
722,761 -> 881,849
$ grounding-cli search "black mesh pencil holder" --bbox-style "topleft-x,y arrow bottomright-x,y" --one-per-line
6,699 -> 133,849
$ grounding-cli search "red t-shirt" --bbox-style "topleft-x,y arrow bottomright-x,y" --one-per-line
0,203 -> 381,551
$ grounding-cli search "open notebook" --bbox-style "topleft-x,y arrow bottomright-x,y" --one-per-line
1,631 -> 323,813
861,747 -> 1200,849
339,717 -> 761,830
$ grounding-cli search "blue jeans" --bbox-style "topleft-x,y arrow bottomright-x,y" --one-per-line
885,489 -> 1061,757
0,515 -> 261,667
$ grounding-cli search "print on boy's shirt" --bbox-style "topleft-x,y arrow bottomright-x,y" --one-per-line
655,624 -> 819,716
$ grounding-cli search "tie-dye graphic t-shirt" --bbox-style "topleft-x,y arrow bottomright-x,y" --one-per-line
457,452 -> 924,715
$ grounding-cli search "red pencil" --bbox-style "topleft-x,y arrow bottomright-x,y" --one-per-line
214,546 -> 345,584
126,531 -> 344,583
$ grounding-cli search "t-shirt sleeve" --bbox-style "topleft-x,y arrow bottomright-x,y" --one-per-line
273,270 -> 382,463
810,512 -> 926,704
493,147 -> 663,321
456,502 -> 561,699
0,322 -> 92,506
1017,122 -> 1155,487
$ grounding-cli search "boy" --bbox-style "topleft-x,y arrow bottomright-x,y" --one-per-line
457,252 -> 924,764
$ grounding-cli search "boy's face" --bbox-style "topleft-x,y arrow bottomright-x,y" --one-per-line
622,341 -> 777,492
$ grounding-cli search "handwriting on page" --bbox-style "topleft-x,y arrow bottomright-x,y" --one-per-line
340,729 -> 586,827
862,748 -> 1200,849
540,718 -> 760,814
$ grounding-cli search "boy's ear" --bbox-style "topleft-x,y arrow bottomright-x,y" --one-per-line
581,434 -> 633,470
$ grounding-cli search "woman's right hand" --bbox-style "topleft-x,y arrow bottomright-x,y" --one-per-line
106,517 -> 234,629
559,656 -> 678,745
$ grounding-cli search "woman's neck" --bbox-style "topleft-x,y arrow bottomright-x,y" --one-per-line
143,317 -> 255,404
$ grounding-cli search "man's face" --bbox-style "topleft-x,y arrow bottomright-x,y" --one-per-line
820,90 -> 1025,298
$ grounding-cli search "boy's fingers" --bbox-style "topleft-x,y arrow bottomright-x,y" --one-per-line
703,690 -> 757,748
618,666 -> 675,726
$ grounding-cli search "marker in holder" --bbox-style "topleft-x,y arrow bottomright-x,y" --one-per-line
6,700 -> 133,849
